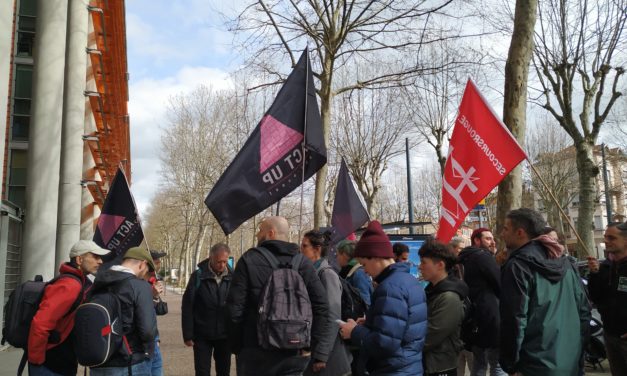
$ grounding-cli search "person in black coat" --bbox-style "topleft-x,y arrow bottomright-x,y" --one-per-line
458,229 -> 506,376
182,243 -> 232,376
226,216 -> 330,376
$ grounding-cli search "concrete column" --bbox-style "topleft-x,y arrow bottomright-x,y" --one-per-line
56,0 -> 89,268
0,0 -> 14,179
22,0 -> 68,280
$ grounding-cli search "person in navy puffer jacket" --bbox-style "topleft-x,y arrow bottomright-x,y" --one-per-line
340,220 -> 428,376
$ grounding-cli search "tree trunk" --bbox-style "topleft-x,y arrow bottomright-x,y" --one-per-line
496,0 -> 537,236
574,142 -> 598,257
313,57 -> 334,229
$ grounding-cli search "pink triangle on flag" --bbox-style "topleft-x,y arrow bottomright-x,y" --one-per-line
259,115 -> 304,173
97,214 -> 126,245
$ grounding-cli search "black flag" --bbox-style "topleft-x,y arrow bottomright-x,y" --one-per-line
331,159 -> 370,243
93,168 -> 144,257
205,50 -> 327,234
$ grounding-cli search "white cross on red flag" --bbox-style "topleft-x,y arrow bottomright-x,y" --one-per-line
435,79 -> 527,243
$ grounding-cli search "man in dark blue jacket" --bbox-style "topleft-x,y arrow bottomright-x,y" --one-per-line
587,221 -> 627,376
340,221 -> 427,376
182,243 -> 232,376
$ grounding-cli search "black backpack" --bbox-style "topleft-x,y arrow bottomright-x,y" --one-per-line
73,286 -> 131,367
460,295 -> 478,349
339,265 -> 368,321
255,247 -> 313,350
1,273 -> 83,349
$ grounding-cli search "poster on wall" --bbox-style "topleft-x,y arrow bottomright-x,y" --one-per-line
388,234 -> 430,279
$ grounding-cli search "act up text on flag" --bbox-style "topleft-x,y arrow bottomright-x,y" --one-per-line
205,49 -> 327,235
93,167 -> 145,257
436,79 -> 526,243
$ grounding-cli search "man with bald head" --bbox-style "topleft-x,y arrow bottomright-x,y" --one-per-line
227,216 -> 330,376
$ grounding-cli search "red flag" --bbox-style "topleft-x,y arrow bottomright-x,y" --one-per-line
436,79 -> 526,242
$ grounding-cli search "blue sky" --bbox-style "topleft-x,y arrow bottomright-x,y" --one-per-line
125,1 -> 239,214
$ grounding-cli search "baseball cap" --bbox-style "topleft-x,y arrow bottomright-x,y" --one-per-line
69,240 -> 110,258
124,246 -> 156,272
150,250 -> 167,260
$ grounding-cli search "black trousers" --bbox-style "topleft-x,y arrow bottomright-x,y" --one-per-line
193,338 -> 231,376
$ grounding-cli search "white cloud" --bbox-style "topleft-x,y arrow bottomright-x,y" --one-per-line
128,66 -> 232,215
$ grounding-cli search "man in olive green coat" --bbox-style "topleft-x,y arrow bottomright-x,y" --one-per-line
499,208 -> 590,376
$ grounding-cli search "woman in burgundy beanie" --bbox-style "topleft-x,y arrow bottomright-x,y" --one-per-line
340,220 -> 428,375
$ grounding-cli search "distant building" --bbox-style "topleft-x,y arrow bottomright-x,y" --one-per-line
0,0 -> 131,323
531,145 -> 627,258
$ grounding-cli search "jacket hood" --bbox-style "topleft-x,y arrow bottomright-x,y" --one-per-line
92,267 -> 134,291
59,262 -> 85,281
510,240 -> 569,282
458,246 -> 489,263
258,239 -> 299,256
426,275 -> 468,300
374,261 -> 410,283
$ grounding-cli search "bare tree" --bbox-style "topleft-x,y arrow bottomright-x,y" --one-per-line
403,40 -> 486,175
331,87 -> 412,218
228,0 -> 477,227
495,0 -> 538,236
526,116 -> 578,235
532,0 -> 626,255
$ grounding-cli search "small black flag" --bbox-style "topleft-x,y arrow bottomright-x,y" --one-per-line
205,50 -> 327,234
93,168 -> 144,257
331,159 -> 370,243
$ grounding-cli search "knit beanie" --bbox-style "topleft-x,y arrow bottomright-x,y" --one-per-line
354,220 -> 394,258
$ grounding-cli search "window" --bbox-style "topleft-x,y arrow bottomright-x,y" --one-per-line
16,0 -> 37,57
8,150 -> 28,208
11,65 -> 33,141
594,215 -> 603,230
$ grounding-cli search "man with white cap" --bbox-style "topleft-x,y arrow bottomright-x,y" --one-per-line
28,240 -> 110,376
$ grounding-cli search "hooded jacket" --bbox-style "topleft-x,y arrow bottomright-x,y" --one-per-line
587,256 -> 627,337
304,258 -> 352,376
226,240 -> 330,362
181,259 -> 232,341
499,240 -> 590,376
28,263 -> 87,374
351,262 -> 427,376
91,266 -> 157,367
423,275 -> 468,373
457,246 -> 501,348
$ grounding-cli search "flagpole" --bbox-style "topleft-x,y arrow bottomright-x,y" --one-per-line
298,47 -> 309,239
526,158 -> 592,257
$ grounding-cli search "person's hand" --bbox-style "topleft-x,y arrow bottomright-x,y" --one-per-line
339,319 -> 358,340
587,257 -> 600,273
356,317 -> 366,325
153,281 -> 164,297
184,340 -> 194,347
312,361 -> 327,372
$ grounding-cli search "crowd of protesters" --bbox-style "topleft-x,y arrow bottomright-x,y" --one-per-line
13,208 -> 627,376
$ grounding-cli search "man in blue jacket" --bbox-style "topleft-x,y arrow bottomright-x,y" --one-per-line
340,220 -> 428,375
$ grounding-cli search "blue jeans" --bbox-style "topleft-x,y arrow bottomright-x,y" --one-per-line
150,337 -> 163,376
471,347 -> 506,376
91,359 -> 152,376
28,364 -> 67,376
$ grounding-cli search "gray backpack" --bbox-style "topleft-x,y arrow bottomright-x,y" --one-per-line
255,247 -> 312,350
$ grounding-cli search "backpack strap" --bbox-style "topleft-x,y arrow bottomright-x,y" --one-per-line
291,254 -> 304,272
49,273 -> 85,317
256,247 -> 280,270
17,351 -> 27,376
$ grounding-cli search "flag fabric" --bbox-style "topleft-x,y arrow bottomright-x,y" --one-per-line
436,79 -> 527,243
93,168 -> 144,257
331,159 -> 370,244
205,50 -> 327,234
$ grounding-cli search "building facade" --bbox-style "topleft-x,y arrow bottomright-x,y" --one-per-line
532,145 -> 627,258
0,0 -> 131,324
